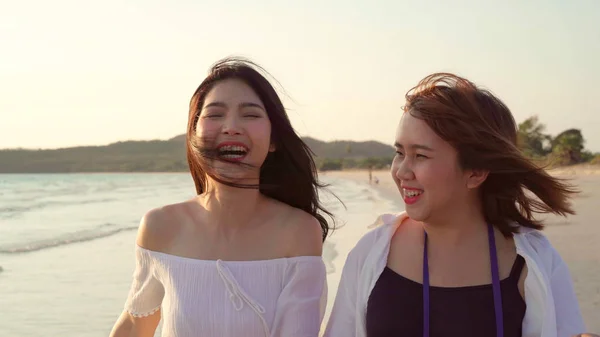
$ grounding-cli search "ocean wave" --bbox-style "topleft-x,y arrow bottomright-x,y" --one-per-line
0,223 -> 138,254
0,198 -> 118,219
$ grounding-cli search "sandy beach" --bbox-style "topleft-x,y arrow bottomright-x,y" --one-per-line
324,167 -> 600,332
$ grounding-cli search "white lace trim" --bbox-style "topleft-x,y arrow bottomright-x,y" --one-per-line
128,305 -> 161,318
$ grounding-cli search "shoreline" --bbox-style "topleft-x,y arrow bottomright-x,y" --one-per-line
320,169 -> 402,208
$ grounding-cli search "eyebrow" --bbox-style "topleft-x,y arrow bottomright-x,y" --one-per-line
203,101 -> 265,111
394,142 -> 435,151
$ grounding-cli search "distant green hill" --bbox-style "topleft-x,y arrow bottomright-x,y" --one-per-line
0,134 -> 394,173
302,137 -> 394,159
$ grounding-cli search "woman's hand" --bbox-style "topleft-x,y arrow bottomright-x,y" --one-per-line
572,334 -> 600,337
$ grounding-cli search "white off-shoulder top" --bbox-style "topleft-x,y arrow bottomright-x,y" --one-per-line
123,245 -> 327,337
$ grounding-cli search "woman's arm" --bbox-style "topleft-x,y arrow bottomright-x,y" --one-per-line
109,210 -> 167,337
109,310 -> 161,337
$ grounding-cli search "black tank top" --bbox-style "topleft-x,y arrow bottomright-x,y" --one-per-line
366,255 -> 526,337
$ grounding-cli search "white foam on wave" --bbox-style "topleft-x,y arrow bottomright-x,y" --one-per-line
0,223 -> 138,254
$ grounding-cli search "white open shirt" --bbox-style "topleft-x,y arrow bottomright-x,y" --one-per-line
323,212 -> 586,337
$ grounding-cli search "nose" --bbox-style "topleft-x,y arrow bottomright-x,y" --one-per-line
222,115 -> 242,135
393,157 -> 415,181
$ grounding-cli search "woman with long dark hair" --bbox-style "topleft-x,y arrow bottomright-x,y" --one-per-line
324,73 -> 587,337
110,58 -> 333,337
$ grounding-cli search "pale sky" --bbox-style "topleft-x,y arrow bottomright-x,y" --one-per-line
1,0 -> 599,151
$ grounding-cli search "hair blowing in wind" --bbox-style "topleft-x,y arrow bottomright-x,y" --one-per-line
404,73 -> 578,236
185,57 -> 338,241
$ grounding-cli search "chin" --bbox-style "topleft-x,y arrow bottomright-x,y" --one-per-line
213,165 -> 257,183
404,206 -> 429,222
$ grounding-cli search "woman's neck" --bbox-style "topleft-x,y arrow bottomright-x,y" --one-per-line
200,179 -> 264,232
421,199 -> 488,249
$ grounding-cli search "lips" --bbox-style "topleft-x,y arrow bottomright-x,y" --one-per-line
216,142 -> 249,162
402,187 -> 423,205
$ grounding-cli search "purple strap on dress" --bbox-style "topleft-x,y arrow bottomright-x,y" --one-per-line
423,233 -> 430,337
487,222 -> 504,337
422,223 -> 504,337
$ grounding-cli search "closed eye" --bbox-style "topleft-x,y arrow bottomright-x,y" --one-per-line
395,151 -> 428,159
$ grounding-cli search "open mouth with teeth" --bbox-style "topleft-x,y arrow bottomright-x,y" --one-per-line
402,188 -> 423,205
216,144 -> 249,162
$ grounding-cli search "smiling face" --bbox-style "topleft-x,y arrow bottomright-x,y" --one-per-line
195,78 -> 274,181
391,113 -> 476,222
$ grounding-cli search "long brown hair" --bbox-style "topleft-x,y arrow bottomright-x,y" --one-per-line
185,57 -> 335,240
404,73 -> 577,236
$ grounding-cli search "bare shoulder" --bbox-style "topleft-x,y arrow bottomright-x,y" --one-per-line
390,216 -> 421,248
288,207 -> 323,257
267,199 -> 323,257
136,199 -> 199,252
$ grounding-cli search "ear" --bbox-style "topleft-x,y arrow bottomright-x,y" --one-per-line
466,169 -> 489,189
269,143 -> 276,152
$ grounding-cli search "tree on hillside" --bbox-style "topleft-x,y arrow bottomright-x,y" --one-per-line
551,128 -> 586,165
517,116 -> 552,158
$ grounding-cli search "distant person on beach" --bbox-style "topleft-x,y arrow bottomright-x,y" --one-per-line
109,58 -> 334,337
368,167 -> 379,185
324,73 -> 589,337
